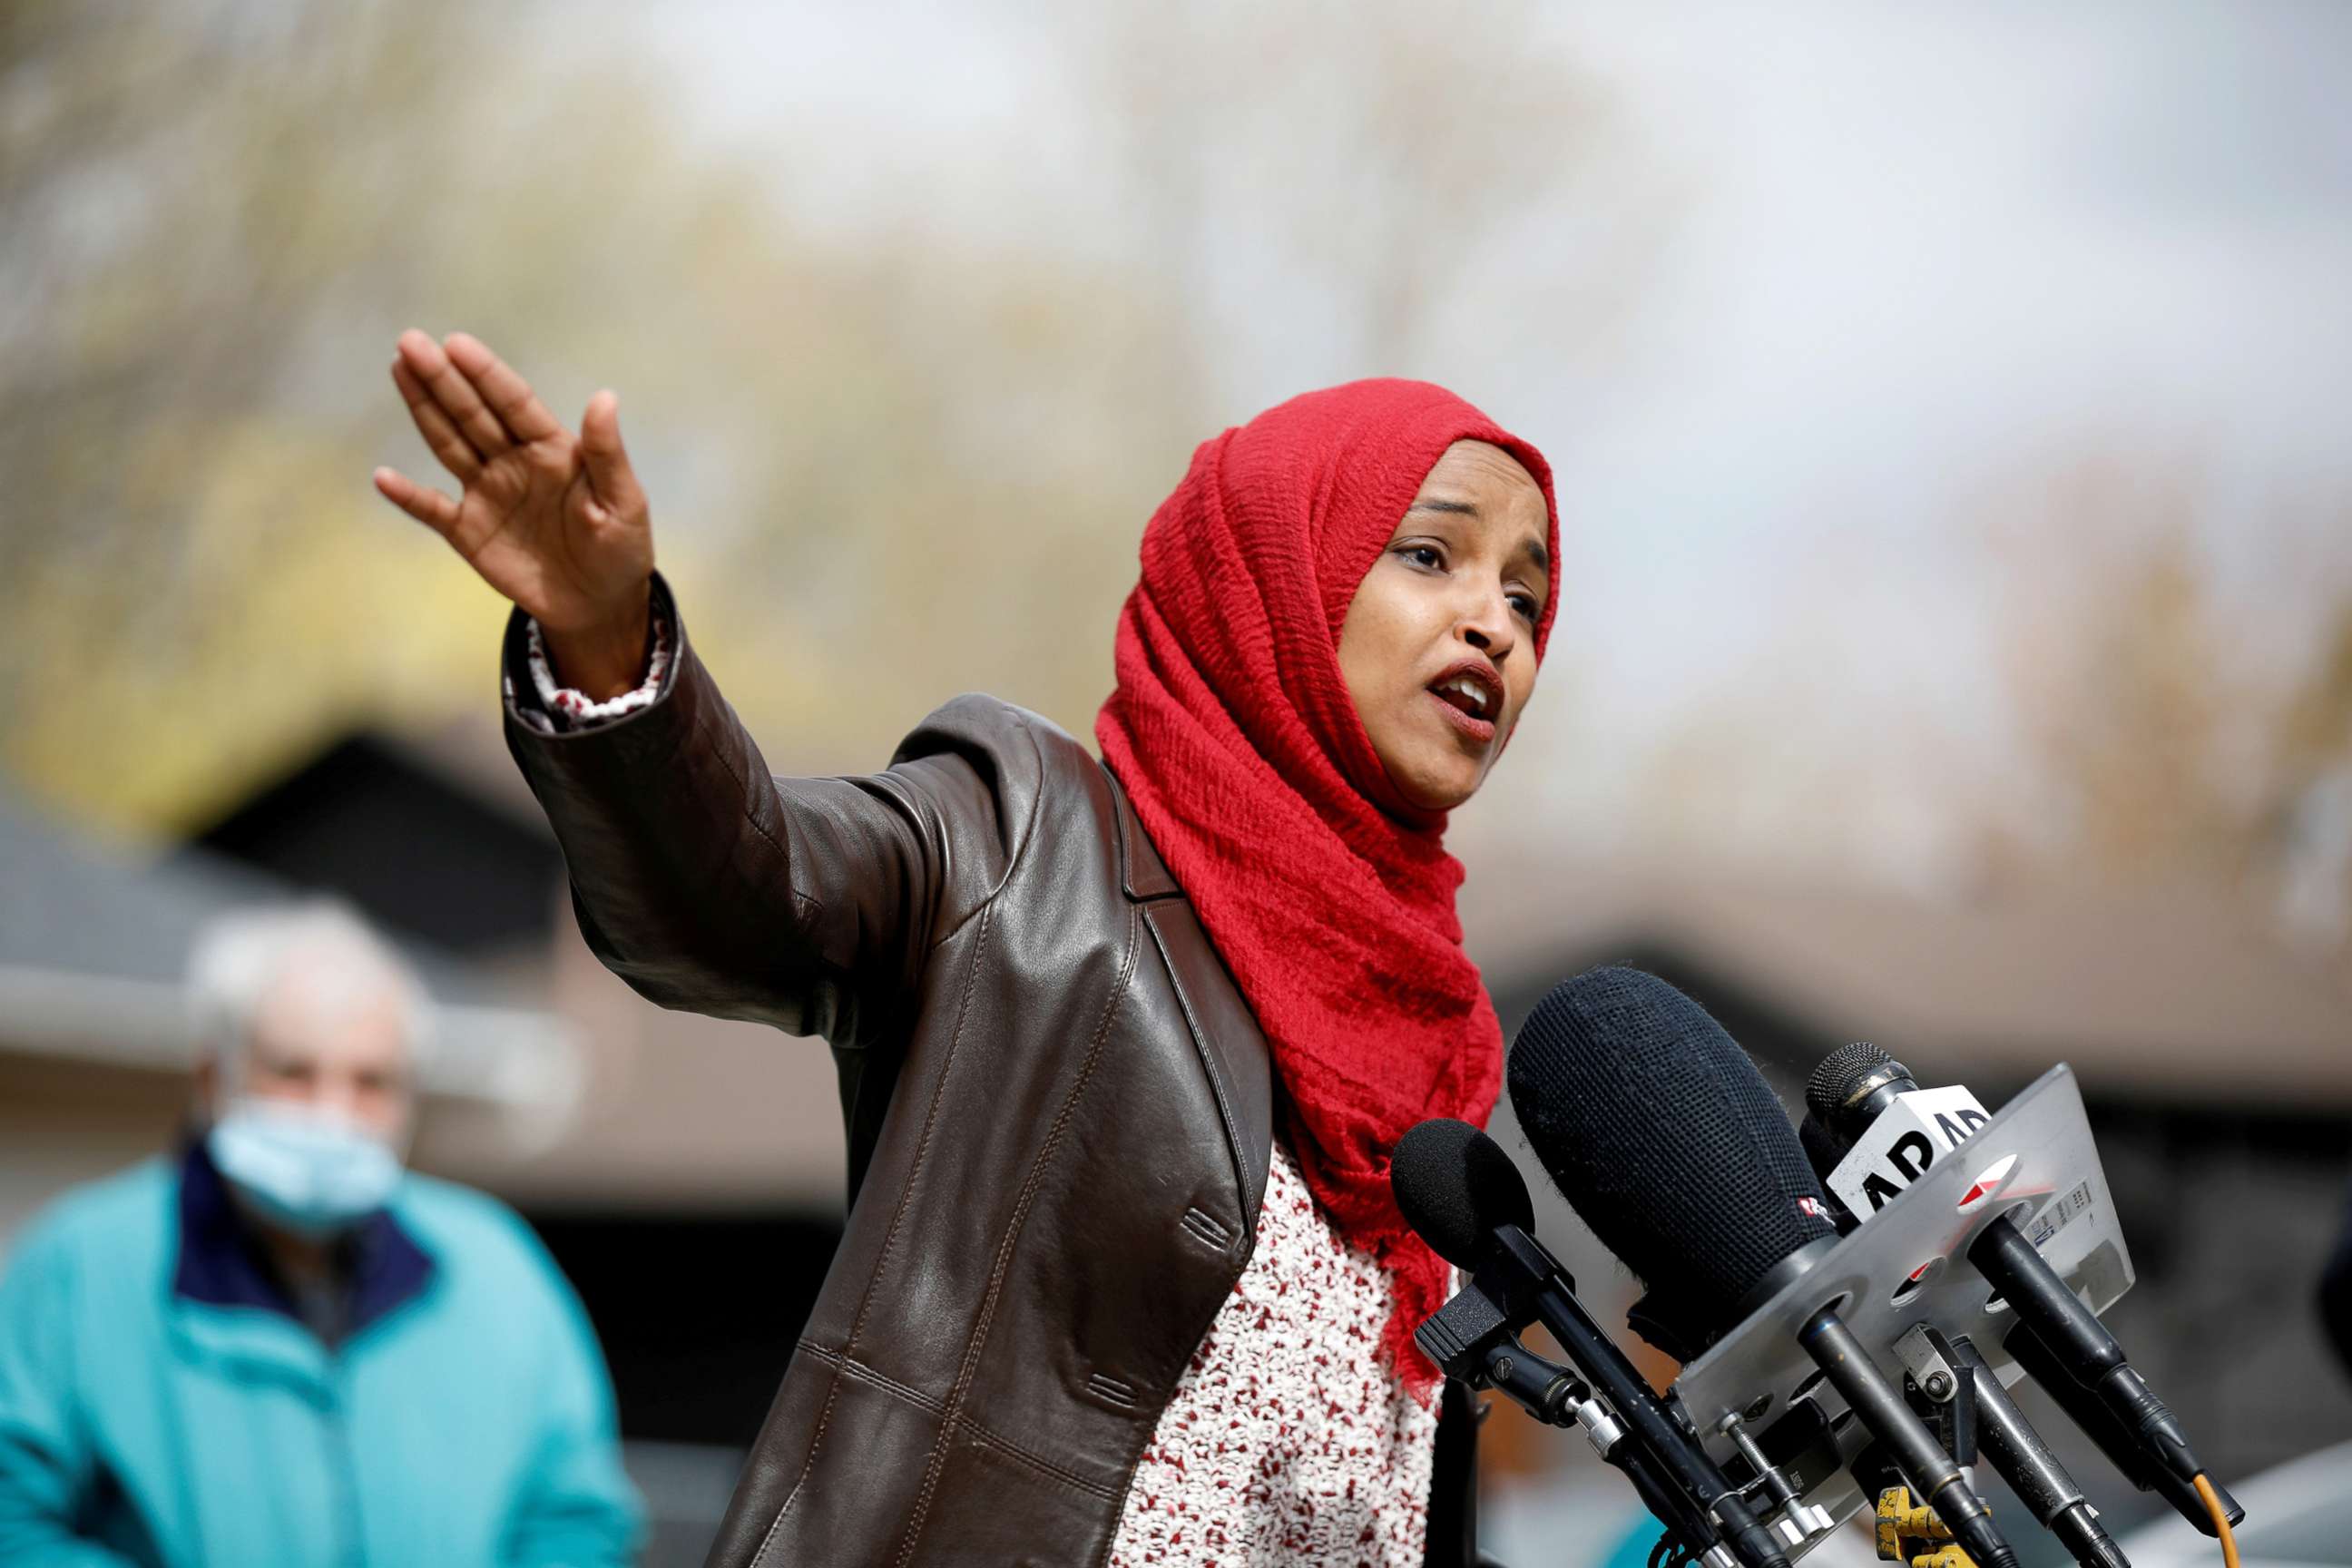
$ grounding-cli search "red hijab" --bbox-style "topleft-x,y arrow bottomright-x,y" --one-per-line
1094,378 -> 1560,1391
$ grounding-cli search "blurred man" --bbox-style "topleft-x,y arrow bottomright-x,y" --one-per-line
0,902 -> 643,1566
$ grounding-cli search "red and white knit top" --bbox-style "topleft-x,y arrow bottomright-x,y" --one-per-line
1106,1138 -> 1439,1566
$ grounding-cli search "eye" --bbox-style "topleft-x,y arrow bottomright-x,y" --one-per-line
1397,544 -> 1445,571
1508,591 -> 1541,622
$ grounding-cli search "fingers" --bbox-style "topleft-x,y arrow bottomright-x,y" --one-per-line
389,358 -> 481,481
372,466 -> 460,538
576,390 -> 645,523
395,328 -> 513,459
443,331 -> 564,446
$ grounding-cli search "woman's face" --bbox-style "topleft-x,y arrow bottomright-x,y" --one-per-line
1337,439 -> 1551,814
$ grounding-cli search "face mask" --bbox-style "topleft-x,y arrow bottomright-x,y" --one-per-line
207,1097 -> 404,1237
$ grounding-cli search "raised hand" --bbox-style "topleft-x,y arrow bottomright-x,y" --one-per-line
374,330 -> 654,697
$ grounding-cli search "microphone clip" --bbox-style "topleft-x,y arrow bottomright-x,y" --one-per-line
1416,1279 -> 1588,1432
1416,1234 -> 1625,1446
1891,1323 -> 1978,1468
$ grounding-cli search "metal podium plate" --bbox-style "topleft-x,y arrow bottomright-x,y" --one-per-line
1668,1064 -> 2134,1552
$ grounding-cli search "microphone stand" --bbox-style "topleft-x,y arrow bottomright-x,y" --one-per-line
1465,1327 -> 1720,1559
1942,1335 -> 2131,1568
1419,1224 -> 1795,1568
1796,1308 -> 2018,1568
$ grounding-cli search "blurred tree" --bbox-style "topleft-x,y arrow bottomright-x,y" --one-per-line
1,1 -> 524,827
1979,454 -> 2352,952
1994,476 -> 2249,879
1,0 -> 1640,838
2276,603 -> 2352,787
0,2 -> 1204,828
1063,0 -> 1654,399
1583,447 -> 2352,946
2268,603 -> 2352,950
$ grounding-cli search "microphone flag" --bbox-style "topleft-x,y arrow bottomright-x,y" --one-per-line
1822,1084 -> 1991,1216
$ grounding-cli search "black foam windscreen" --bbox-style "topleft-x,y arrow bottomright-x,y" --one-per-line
1803,1039 -> 1910,1124
1390,1117 -> 1535,1269
1506,965 -> 1836,1339
1797,1109 -> 1848,1186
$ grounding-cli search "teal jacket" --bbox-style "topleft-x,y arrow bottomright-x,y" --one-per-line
0,1144 -> 643,1567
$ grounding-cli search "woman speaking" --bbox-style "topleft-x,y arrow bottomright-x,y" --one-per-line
374,328 -> 1558,1568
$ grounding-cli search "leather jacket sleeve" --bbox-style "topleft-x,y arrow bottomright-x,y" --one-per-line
500,574 -> 1027,1050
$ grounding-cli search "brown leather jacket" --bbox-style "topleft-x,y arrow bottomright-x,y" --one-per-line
503,579 -> 1482,1567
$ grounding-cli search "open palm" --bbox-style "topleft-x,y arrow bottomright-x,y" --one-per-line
373,330 -> 653,638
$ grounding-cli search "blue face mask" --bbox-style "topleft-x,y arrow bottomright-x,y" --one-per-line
207,1098 -> 404,1237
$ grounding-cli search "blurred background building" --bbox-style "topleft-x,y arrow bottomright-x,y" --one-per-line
4,2 -> 2349,1563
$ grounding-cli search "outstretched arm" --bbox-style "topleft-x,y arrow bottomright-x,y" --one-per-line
496,580 -> 997,1045
377,333 -> 1004,1046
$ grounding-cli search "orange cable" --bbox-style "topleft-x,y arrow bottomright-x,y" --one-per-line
2192,1473 -> 2240,1568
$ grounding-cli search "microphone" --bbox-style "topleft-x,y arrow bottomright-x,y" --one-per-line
1508,966 -> 2021,1568
1504,965 -> 1840,1357
1800,1042 -> 1988,1219
1391,1119 -> 1796,1568
1392,1114 -> 1535,1265
1803,1044 -> 2240,1538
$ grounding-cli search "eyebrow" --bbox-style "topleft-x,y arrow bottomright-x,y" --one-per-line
1405,498 -> 1552,574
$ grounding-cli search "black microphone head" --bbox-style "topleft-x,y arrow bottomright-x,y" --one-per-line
1804,1039 -> 1918,1142
1506,966 -> 1836,1344
1390,1117 -> 1534,1270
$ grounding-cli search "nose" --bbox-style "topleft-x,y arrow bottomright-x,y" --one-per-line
1456,578 -> 1518,665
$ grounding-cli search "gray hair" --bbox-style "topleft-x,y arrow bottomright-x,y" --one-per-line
186,900 -> 435,1079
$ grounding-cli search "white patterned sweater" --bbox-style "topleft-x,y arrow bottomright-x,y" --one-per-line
518,620 -> 1443,1565
1105,1138 -> 1440,1567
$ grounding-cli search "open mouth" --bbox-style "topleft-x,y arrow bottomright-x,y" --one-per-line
1427,664 -> 1502,729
